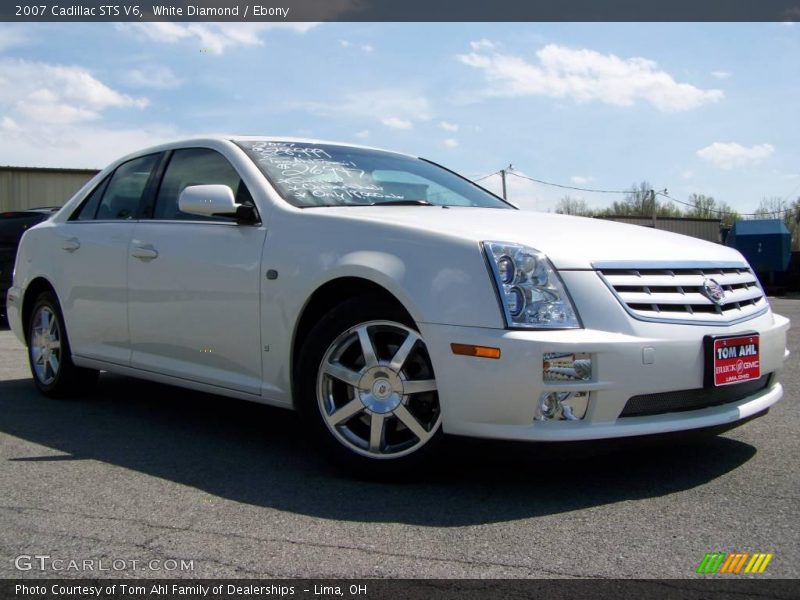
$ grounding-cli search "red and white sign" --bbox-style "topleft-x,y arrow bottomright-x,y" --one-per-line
712,335 -> 760,386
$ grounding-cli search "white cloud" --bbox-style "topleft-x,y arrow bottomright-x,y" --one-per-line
0,58 -> 166,169
0,58 -> 147,125
382,117 -> 413,129
711,70 -> 731,80
0,26 -> 28,51
443,138 -> 459,148
696,142 -> 775,169
125,65 -> 182,89
457,44 -> 724,112
439,121 -> 459,132
470,39 -> 496,51
570,175 -> 593,185
339,39 -> 373,53
0,120 -> 179,168
1,116 -> 19,131
123,22 -> 319,55
301,89 -> 433,128
681,170 -> 694,180
354,129 -> 370,139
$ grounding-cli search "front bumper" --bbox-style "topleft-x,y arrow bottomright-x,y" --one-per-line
418,310 -> 790,442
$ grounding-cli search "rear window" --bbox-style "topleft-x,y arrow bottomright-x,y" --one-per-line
95,154 -> 160,220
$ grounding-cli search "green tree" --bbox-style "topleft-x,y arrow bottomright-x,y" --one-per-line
792,198 -> 800,251
753,196 -> 788,219
715,201 -> 741,229
555,195 -> 593,216
604,181 -> 679,217
686,193 -> 739,228
607,181 -> 654,216
752,196 -> 799,251
686,193 -> 717,218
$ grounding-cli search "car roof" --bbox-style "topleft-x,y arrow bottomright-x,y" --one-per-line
230,136 -> 414,155
117,136 -> 417,165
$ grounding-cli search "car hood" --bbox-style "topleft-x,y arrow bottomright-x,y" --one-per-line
314,206 -> 744,270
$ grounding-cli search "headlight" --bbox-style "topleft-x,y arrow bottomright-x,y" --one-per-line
483,241 -> 581,329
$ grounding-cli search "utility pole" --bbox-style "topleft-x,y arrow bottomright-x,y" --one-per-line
500,164 -> 513,200
649,189 -> 657,229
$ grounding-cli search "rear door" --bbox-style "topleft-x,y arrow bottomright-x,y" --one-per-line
56,153 -> 161,364
127,147 -> 267,395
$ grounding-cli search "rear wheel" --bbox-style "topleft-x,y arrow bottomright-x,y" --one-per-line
298,297 -> 442,475
27,291 -> 98,397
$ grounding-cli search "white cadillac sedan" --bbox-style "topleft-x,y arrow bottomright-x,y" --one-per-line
6,137 -> 791,472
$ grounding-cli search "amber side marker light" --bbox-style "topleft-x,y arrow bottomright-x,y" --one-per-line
450,343 -> 501,359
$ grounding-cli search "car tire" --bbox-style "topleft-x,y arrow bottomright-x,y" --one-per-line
297,296 -> 443,477
27,291 -> 98,398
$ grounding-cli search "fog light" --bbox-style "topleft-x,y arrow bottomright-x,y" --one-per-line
543,352 -> 592,381
538,393 -> 559,420
535,391 -> 589,421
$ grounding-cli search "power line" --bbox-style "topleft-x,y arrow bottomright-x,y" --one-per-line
471,170 -> 501,183
471,167 -> 797,218
506,171 -> 631,194
656,191 -> 794,218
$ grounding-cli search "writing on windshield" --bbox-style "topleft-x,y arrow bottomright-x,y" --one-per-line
237,140 -> 510,209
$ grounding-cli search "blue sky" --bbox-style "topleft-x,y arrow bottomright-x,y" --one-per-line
0,22 -> 797,213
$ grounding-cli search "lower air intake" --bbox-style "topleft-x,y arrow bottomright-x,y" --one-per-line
620,375 -> 771,418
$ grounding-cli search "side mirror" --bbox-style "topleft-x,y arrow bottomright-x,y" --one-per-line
178,185 -> 258,224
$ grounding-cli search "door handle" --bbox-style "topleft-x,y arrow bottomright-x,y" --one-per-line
131,244 -> 159,261
62,237 -> 80,252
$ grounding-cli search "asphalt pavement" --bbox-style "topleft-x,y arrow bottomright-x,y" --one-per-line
1,299 -> 797,579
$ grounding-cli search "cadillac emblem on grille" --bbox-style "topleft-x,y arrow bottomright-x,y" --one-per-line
702,278 -> 725,305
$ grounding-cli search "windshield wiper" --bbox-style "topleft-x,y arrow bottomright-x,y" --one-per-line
370,199 -> 433,206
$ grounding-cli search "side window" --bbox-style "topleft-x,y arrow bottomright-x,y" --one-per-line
71,176 -> 110,221
95,154 -> 160,221
153,148 -> 254,221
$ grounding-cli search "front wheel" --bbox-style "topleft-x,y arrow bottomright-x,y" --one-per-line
297,297 -> 442,475
27,291 -> 98,397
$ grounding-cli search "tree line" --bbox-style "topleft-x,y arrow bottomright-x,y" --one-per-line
554,181 -> 800,250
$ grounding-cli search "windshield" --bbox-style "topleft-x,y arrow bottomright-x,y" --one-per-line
236,140 -> 512,209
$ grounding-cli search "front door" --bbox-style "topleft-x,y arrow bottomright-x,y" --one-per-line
126,148 -> 267,395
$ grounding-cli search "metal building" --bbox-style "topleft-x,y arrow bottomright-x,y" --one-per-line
596,215 -> 722,243
0,166 -> 99,212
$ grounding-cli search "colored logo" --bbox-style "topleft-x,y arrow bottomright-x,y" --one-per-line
701,278 -> 725,305
696,552 -> 773,574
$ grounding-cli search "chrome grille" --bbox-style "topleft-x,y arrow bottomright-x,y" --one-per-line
595,263 -> 767,325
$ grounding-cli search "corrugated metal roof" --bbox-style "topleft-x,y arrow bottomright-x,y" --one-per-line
0,165 -> 100,174
597,215 -> 720,223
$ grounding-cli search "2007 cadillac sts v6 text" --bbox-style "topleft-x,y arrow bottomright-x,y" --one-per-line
6,137 -> 791,472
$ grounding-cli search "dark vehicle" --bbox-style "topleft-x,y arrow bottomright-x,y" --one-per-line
0,208 -> 59,323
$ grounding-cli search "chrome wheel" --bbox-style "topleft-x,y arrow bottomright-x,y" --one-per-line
317,320 -> 441,460
31,305 -> 62,385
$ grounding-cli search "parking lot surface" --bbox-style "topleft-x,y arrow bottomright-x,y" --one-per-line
1,299 -> 798,579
